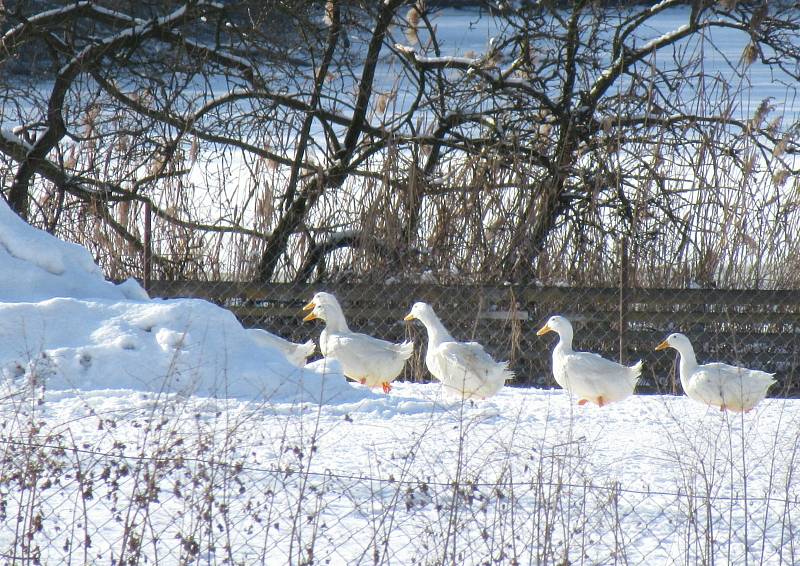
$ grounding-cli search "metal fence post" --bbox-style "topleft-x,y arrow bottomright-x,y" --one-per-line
619,236 -> 629,364
144,200 -> 152,293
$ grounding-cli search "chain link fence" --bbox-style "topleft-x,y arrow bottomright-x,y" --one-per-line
146,280 -> 800,397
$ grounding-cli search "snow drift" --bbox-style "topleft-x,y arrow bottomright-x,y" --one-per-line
0,199 -> 361,402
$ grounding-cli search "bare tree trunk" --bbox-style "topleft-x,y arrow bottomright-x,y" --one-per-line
255,0 -> 403,282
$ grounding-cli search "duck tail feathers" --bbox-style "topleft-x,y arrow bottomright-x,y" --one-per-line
300,340 -> 316,360
630,359 -> 644,377
500,360 -> 514,382
397,340 -> 415,359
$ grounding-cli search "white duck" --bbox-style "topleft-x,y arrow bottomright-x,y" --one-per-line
655,333 -> 775,412
247,328 -> 315,368
404,302 -> 512,400
302,292 -> 413,393
537,315 -> 641,407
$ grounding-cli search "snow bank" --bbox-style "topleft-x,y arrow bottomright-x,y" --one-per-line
0,199 -> 145,301
0,200 -> 362,403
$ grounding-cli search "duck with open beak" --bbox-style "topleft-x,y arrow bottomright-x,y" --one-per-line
301,292 -> 413,393
302,299 -> 318,322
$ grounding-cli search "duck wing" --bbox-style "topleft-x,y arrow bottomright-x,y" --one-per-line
561,351 -> 639,400
691,362 -> 775,410
324,331 -> 412,379
437,341 -> 512,387
248,328 -> 315,367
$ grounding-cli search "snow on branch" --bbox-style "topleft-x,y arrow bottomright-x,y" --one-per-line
2,1 -> 92,37
0,128 -> 33,154
0,2 -> 93,55
590,22 -> 697,104
395,45 -> 479,68
57,2 -> 222,76
182,38 -> 257,82
394,43 -> 554,110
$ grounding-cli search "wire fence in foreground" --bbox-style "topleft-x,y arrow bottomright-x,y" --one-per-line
0,386 -> 797,566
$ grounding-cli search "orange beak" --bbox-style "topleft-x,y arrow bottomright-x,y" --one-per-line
403,312 -> 415,321
536,324 -> 552,336
302,301 -> 317,322
655,340 -> 669,351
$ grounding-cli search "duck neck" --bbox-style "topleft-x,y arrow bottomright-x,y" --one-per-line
553,328 -> 574,355
323,303 -> 351,333
676,344 -> 698,388
419,312 -> 454,347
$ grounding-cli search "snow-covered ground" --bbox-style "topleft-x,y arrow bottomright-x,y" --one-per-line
0,199 -> 799,564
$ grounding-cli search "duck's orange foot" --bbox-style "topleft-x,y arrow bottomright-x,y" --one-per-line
359,378 -> 367,385
596,396 -> 605,408
381,382 -> 392,394
577,398 -> 589,406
